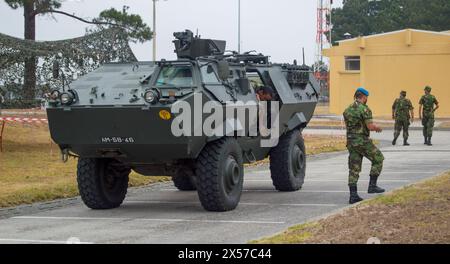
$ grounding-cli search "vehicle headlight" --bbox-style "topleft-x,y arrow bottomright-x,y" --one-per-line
144,90 -> 158,104
60,92 -> 74,105
50,90 -> 60,100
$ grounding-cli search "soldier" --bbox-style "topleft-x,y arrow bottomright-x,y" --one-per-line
419,86 -> 439,146
343,87 -> 385,204
256,86 -> 275,102
392,91 -> 414,146
256,86 -> 275,137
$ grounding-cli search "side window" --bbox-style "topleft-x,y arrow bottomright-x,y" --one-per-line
200,65 -> 221,84
345,56 -> 360,71
247,72 -> 264,91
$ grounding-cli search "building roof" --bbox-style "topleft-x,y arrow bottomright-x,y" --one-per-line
337,29 -> 450,43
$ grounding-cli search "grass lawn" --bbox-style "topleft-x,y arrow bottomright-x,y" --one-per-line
252,171 -> 450,244
303,134 -> 346,155
0,121 -> 347,208
0,122 -> 168,208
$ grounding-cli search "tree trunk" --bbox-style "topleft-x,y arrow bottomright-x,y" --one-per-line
23,0 -> 37,101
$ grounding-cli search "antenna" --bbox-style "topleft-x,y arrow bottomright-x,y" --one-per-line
315,0 -> 332,99
302,47 -> 306,65
316,0 -> 332,66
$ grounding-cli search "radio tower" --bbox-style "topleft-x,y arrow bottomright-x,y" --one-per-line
315,0 -> 332,98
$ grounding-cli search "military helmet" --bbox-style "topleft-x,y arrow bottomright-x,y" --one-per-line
424,86 -> 432,92
400,90 -> 407,96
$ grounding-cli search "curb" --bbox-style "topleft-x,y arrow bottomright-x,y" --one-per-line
308,126 -> 450,131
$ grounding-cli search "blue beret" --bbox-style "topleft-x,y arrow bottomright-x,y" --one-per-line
356,87 -> 369,96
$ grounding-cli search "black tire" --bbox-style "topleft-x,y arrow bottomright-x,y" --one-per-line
196,138 -> 244,212
172,169 -> 197,191
269,129 -> 306,191
77,158 -> 130,209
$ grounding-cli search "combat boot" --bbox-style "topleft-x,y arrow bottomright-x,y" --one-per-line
403,139 -> 410,146
424,137 -> 428,145
368,176 -> 385,194
427,137 -> 433,146
392,135 -> 399,145
349,185 -> 363,204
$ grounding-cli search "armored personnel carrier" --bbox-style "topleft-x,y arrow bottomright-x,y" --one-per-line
46,30 -> 320,212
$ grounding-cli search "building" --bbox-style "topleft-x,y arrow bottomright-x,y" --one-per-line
323,29 -> 450,117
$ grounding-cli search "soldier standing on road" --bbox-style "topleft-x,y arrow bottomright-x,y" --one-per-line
419,86 -> 439,146
343,88 -> 385,204
392,91 -> 414,146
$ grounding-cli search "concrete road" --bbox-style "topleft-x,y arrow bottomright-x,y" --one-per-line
0,130 -> 449,244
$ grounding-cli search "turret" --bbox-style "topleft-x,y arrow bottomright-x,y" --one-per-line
173,30 -> 226,59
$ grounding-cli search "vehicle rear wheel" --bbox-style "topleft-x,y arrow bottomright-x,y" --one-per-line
77,158 -> 130,209
269,129 -> 306,191
172,169 -> 197,191
196,138 -> 244,212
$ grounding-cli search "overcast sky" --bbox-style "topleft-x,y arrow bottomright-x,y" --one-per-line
0,0 -> 343,64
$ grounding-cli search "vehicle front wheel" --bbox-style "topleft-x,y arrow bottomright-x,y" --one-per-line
77,158 -> 130,209
196,138 -> 244,212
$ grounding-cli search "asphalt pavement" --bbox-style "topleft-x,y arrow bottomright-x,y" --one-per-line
0,129 -> 449,244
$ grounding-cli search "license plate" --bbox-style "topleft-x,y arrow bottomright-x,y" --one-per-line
101,137 -> 135,143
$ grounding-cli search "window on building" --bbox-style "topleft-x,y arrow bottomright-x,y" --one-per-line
345,56 -> 361,71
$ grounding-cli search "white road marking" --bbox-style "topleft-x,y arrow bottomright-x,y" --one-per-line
241,202 -> 338,207
125,200 -> 340,207
12,216 -> 285,225
244,179 -> 410,182
248,170 -> 434,175
0,238 -> 93,244
159,188 -> 382,193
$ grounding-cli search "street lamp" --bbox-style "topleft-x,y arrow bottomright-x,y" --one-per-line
152,0 -> 167,62
238,0 -> 241,54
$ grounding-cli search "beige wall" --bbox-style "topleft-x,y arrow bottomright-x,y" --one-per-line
324,30 -> 450,117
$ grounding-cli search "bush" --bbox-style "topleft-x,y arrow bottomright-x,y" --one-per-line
1,98 -> 44,109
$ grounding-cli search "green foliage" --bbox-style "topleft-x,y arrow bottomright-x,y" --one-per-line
4,0 -> 61,11
1,1 -> 150,103
91,6 -> 152,43
1,98 -> 43,109
332,0 -> 450,42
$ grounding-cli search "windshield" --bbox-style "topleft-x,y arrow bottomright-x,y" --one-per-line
200,63 -> 221,84
155,65 -> 194,87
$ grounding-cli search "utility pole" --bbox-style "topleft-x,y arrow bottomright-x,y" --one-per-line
152,0 -> 167,62
238,0 -> 241,54
152,0 -> 157,62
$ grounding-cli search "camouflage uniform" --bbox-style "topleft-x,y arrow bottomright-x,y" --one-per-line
419,94 -> 438,138
392,97 -> 414,142
343,101 -> 384,186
